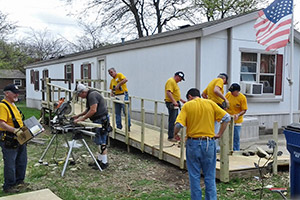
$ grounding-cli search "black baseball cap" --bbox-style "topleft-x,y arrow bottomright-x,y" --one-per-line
175,71 -> 185,81
4,84 -> 20,94
219,73 -> 228,84
229,83 -> 241,92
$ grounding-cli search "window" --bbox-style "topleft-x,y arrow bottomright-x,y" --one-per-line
34,71 -> 39,91
14,79 -> 22,86
64,64 -> 73,83
30,70 -> 34,84
240,52 -> 282,95
81,64 -> 91,86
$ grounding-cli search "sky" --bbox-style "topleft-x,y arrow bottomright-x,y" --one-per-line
0,0 -> 299,43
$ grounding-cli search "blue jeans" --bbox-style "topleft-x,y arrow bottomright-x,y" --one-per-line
0,142 -> 27,190
93,115 -> 110,145
214,121 -> 220,152
115,93 -> 131,129
186,138 -> 217,200
166,102 -> 179,139
233,126 -> 241,151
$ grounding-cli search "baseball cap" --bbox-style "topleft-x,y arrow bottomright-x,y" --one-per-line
4,84 -> 20,94
229,83 -> 241,92
175,71 -> 185,81
75,83 -> 87,94
219,73 -> 228,84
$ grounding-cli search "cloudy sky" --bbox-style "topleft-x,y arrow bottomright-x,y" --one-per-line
0,0 -> 299,43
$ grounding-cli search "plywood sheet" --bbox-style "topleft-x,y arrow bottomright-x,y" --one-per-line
0,189 -> 61,200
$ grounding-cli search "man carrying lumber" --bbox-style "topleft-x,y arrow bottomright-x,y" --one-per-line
73,84 -> 111,170
174,88 -> 230,200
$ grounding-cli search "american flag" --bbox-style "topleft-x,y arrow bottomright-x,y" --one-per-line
254,0 -> 293,51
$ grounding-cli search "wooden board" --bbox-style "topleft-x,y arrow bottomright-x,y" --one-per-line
0,189 -> 61,200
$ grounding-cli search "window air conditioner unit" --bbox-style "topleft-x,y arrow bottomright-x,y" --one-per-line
240,81 -> 263,96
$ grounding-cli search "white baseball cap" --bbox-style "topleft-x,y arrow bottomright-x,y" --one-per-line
75,84 -> 87,94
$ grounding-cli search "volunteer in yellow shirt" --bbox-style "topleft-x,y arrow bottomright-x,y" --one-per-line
174,88 -> 230,200
164,71 -> 186,142
108,67 -> 131,131
225,83 -> 248,151
201,73 -> 229,109
0,84 -> 28,193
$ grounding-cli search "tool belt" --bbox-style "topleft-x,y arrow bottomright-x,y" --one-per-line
0,131 -> 19,149
92,114 -> 112,133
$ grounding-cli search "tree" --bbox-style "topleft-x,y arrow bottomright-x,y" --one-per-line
21,29 -> 69,60
194,0 -> 267,21
64,21 -> 108,52
65,0 -> 191,39
0,11 -> 16,40
0,40 -> 34,73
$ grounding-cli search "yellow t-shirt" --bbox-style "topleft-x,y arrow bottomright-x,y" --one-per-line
175,98 -> 227,138
165,77 -> 181,102
225,92 -> 248,124
0,100 -> 24,131
109,73 -> 128,95
203,78 -> 224,105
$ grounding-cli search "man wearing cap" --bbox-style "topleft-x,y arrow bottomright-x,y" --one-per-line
73,84 -> 111,169
225,83 -> 248,151
174,88 -> 230,200
164,71 -> 186,142
0,84 -> 28,193
201,73 -> 229,109
108,68 -> 131,131
201,73 -> 229,152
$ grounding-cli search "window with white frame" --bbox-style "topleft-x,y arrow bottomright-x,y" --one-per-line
240,52 -> 282,95
14,79 -> 22,86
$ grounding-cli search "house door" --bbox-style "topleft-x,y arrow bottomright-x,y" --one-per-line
97,60 -> 106,90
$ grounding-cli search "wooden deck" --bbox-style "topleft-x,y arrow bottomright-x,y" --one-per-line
108,121 -> 289,180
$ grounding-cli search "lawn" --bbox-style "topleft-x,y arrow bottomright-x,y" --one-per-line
0,102 -> 290,199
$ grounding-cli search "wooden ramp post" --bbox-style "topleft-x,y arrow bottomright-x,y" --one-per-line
179,127 -> 186,169
219,118 -> 232,183
141,99 -> 145,152
125,101 -> 130,152
159,113 -> 164,160
273,121 -> 278,175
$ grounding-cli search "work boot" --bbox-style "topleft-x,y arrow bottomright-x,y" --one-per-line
16,181 -> 30,190
92,161 -> 109,170
3,186 -> 20,193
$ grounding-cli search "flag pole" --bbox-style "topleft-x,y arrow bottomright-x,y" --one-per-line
288,4 -> 294,124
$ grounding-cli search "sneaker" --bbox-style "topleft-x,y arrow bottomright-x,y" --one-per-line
128,127 -> 131,132
3,186 -> 19,193
88,159 -> 101,167
168,138 -> 178,142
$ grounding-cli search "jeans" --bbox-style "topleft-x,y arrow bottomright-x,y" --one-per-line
0,142 -> 27,190
186,138 -> 217,200
165,102 -> 179,139
93,115 -> 110,145
233,125 -> 241,151
214,121 -> 220,152
115,93 -> 131,129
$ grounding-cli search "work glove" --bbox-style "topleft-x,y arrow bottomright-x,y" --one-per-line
13,128 -> 25,138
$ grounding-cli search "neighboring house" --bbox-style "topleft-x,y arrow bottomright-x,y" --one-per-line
25,11 -> 300,131
0,69 -> 26,100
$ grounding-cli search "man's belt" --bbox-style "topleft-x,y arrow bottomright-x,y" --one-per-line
115,93 -> 125,95
187,137 -> 215,140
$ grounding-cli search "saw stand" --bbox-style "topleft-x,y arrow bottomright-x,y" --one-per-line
61,124 -> 102,177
